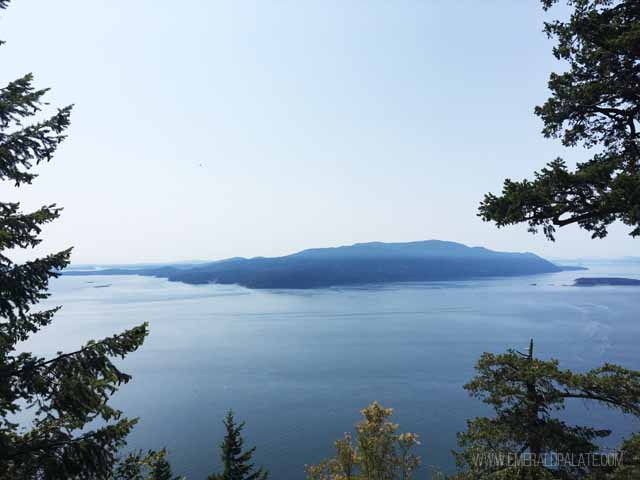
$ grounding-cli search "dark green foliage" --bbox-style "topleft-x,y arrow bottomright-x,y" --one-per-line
150,457 -> 175,480
0,1 -> 148,477
111,450 -> 182,480
454,340 -> 640,479
599,434 -> 640,479
149,450 -> 180,480
111,451 -> 158,480
209,411 -> 268,480
479,0 -> 640,240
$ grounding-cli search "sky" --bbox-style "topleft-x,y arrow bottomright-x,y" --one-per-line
1,0 -> 637,264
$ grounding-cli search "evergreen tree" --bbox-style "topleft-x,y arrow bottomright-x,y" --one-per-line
209,411 -> 268,480
0,1 -> 148,477
479,0 -> 640,240
454,340 -> 640,479
111,449 -> 182,480
149,450 -> 180,480
599,433 -> 640,479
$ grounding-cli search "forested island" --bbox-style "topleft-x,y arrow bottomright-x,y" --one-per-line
67,240 -> 577,289
574,277 -> 640,286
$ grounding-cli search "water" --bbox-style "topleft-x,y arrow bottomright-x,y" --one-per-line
22,262 -> 640,479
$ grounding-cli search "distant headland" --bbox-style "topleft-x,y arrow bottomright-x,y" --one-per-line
574,277 -> 640,287
65,240 -> 584,289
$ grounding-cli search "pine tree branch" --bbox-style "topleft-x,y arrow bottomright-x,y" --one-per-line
0,323 -> 148,379
560,392 -> 640,416
4,420 -> 134,460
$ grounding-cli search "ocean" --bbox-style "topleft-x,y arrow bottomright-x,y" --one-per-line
23,261 -> 640,478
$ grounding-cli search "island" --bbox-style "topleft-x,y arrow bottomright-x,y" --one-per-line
574,277 -> 640,287
65,240 -> 579,289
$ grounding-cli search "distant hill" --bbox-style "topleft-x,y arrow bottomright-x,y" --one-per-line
66,240 -> 571,289
574,277 -> 640,286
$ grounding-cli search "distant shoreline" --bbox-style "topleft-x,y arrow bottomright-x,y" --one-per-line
574,277 -> 640,287
63,239 -> 585,290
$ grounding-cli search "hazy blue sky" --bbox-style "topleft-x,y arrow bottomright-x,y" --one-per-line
1,1 -> 637,263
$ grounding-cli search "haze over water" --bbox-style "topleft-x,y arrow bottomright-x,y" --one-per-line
24,262 -> 640,479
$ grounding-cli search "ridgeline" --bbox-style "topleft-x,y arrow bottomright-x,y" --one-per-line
66,240 -> 572,289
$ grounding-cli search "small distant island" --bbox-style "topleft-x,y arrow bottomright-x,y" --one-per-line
66,240 -> 582,289
574,277 -> 640,287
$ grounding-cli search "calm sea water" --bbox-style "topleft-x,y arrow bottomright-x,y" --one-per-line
23,262 -> 640,479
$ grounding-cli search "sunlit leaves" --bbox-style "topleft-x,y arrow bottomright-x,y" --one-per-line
305,402 -> 421,480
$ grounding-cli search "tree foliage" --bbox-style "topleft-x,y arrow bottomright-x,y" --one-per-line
454,340 -> 640,479
149,451 -> 181,480
305,401 -> 421,480
111,450 -> 182,480
596,433 -> 640,479
209,410 -> 268,480
479,0 -> 640,240
0,1 -> 148,477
